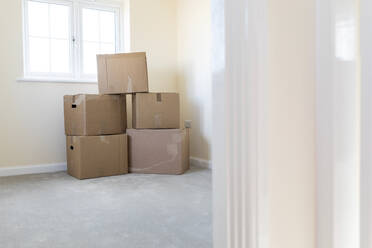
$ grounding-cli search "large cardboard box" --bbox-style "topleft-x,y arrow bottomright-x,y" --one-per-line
66,134 -> 128,179
132,93 -> 180,129
64,94 -> 126,136
127,129 -> 189,175
97,52 -> 149,94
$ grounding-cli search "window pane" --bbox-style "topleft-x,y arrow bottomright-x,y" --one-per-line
28,1 -> 49,37
29,37 -> 49,72
50,4 -> 70,39
81,7 -> 117,76
83,41 -> 99,74
100,11 -> 115,43
51,39 -> 70,73
82,8 -> 99,42
100,43 -> 115,54
25,3 -> 119,78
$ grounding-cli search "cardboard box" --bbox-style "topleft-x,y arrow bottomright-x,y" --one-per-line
97,52 -> 149,94
127,129 -> 189,175
66,134 -> 128,179
132,93 -> 180,129
64,94 -> 126,136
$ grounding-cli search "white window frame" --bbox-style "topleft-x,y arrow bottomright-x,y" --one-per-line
21,0 -> 123,83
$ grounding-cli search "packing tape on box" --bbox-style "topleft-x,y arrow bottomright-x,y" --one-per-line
131,140 -> 183,172
167,144 -> 178,156
128,130 -> 188,174
72,95 -> 85,106
127,76 -> 133,92
156,93 -> 162,102
171,133 -> 183,143
100,136 -> 110,144
154,114 -> 162,127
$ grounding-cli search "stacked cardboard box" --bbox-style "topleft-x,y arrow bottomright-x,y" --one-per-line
64,94 -> 128,179
64,52 -> 189,179
128,92 -> 189,175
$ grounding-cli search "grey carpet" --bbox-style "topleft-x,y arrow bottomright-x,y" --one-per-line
0,166 -> 212,248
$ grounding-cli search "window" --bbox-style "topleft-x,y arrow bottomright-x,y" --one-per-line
23,0 -> 121,82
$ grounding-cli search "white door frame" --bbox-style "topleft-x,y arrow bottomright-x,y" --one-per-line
213,0 -> 361,247
211,0 -> 268,247
360,0 -> 372,247
213,0 -> 360,247
316,0 -> 360,247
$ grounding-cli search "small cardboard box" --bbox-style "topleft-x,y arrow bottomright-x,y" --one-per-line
97,52 -> 149,94
64,94 -> 126,136
127,129 -> 189,175
132,93 -> 180,129
66,134 -> 128,180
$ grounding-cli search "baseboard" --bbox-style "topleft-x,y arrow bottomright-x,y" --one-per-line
190,157 -> 212,169
0,162 -> 67,177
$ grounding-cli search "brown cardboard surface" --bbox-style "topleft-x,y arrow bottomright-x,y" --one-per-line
64,94 -> 126,136
132,93 -> 180,129
127,129 -> 190,175
97,52 -> 149,94
66,134 -> 128,179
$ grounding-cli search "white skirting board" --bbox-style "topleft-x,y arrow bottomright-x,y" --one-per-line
0,163 -> 67,177
0,157 -> 211,177
190,157 -> 212,169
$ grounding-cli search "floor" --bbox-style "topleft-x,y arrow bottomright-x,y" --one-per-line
0,166 -> 212,248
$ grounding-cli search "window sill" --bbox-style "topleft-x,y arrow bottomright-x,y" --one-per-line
16,77 -> 98,84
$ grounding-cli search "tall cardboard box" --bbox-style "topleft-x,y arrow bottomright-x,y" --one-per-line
64,94 -> 126,136
127,129 -> 189,175
66,134 -> 128,179
132,93 -> 180,129
97,52 -> 149,94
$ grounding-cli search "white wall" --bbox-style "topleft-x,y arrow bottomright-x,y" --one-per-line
0,0 -> 178,167
177,0 -> 212,161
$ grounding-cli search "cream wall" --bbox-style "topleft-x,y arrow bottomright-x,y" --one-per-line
126,0 -> 178,128
0,0 -> 179,167
267,0 -> 316,247
177,0 -> 212,161
130,0 -> 178,93
0,0 -> 98,168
